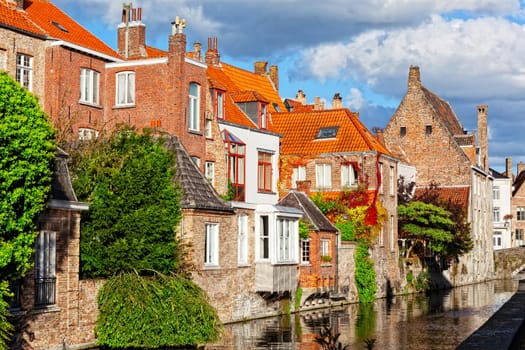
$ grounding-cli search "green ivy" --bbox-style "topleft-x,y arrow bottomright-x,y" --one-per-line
294,287 -> 303,310
96,272 -> 222,348
298,220 -> 310,240
355,243 -> 376,303
335,220 -> 355,241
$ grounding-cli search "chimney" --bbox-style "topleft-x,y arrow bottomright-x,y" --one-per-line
313,97 -> 324,111
332,93 -> 343,109
506,157 -> 513,178
168,17 -> 187,66
205,37 -> 220,65
477,105 -> 488,170
375,128 -> 384,145
296,90 -> 306,105
15,0 -> 24,9
518,162 -> 525,176
118,4 -> 146,58
193,42 -> 202,62
269,65 -> 279,91
408,65 -> 421,91
254,61 -> 268,76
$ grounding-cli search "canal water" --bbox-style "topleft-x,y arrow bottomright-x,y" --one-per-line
205,279 -> 519,350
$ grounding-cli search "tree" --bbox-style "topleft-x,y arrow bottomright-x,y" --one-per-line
68,129 -> 182,277
0,72 -> 56,349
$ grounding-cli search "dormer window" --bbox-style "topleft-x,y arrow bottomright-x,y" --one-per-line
317,126 -> 339,139
260,103 -> 267,129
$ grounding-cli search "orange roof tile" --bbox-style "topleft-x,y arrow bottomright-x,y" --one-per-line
284,98 -> 315,112
272,108 -> 392,156
414,186 -> 470,210
0,0 -> 120,59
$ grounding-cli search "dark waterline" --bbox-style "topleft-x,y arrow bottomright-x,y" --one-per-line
206,279 -> 519,350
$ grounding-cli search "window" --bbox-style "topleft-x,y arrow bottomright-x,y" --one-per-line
216,91 -> 224,119
493,207 -> 500,222
341,164 -> 357,188
260,103 -> 267,128
205,119 -> 212,138
516,229 -> 524,246
258,151 -> 273,192
390,215 -> 395,251
78,127 -> 99,141
400,126 -> 406,137
379,162 -> 384,194
205,223 -> 219,266
389,166 -> 395,196
223,130 -> 245,201
518,207 -> 525,221
191,156 -> 200,167
259,215 -> 269,260
34,231 -> 56,306
116,71 -> 135,106
301,240 -> 310,264
189,82 -> 200,131
80,68 -> 99,104
315,163 -> 332,189
317,126 -> 339,139
319,239 -> 331,260
277,217 -> 295,262
205,161 -> 215,185
493,186 -> 500,200
494,231 -> 502,249
238,214 -> 248,265
425,125 -> 432,135
378,226 -> 384,246
16,53 -> 32,91
292,166 -> 306,189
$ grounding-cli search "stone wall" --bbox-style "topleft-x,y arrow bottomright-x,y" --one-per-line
494,247 -> 525,279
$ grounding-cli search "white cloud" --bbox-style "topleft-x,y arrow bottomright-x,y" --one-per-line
346,88 -> 365,110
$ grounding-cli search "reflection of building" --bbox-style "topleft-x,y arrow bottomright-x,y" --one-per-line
490,166 -> 513,249
382,66 -> 494,285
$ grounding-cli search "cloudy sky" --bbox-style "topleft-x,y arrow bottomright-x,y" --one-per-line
54,0 -> 525,173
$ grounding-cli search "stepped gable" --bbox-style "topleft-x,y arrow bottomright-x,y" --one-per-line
278,191 -> 337,232
163,135 -> 233,212
272,108 -> 391,155
0,0 -> 120,59
49,148 -> 78,202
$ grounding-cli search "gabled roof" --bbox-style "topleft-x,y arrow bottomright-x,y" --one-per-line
49,148 -> 78,202
513,170 -> 525,196
283,98 -> 315,112
163,135 -> 234,212
0,0 -> 120,59
278,191 -> 338,232
272,108 -> 391,156
421,87 -> 465,136
207,62 -> 285,131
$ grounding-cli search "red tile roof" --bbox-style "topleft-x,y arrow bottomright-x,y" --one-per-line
414,186 -> 470,210
207,62 -> 285,131
272,108 -> 392,156
0,0 -> 120,59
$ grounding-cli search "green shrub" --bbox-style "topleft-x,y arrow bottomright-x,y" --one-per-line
355,243 -> 376,303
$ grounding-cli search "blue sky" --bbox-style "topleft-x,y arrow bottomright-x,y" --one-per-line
54,0 -> 525,174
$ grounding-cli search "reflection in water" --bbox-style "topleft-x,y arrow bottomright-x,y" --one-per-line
206,279 -> 518,350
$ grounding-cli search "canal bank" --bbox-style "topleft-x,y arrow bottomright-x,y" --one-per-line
457,278 -> 525,350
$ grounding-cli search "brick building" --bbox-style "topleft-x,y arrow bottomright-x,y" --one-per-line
382,66 -> 494,286
510,160 -> 525,247
272,95 -> 402,299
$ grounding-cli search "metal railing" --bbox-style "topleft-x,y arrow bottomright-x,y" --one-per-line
34,277 -> 56,306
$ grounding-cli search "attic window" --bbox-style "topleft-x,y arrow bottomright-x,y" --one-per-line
400,126 -> 406,137
425,125 -> 432,135
51,21 -> 69,32
272,102 -> 281,112
317,126 -> 339,139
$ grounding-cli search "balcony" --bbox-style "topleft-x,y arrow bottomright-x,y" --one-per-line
255,262 -> 297,293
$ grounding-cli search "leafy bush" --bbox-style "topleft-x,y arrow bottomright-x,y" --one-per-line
355,243 -> 376,303
96,272 -> 222,348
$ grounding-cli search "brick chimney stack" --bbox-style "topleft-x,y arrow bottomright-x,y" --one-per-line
518,162 -> 525,176
254,61 -> 268,76
193,42 -> 202,62
408,65 -> 421,91
313,97 -> 324,111
269,65 -> 279,91
205,37 -> 220,65
477,104 -> 489,171
506,157 -> 513,178
15,0 -> 24,9
296,90 -> 306,105
118,3 -> 146,58
332,93 -> 343,109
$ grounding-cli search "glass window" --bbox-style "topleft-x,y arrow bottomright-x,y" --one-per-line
16,53 -> 32,91
315,163 -> 332,189
400,126 -> 406,137
516,229 -> 524,246
341,164 -> 358,188
259,215 -> 269,260
78,127 -> 99,141
301,240 -> 310,264
80,68 -> 99,104
34,231 -> 56,306
425,125 -> 432,135
390,215 -> 395,251
493,207 -> 500,222
191,156 -> 200,167
205,223 -> 219,266
260,103 -> 267,128
205,119 -> 212,138
238,214 -> 248,265
320,239 -> 330,258
493,186 -> 500,200
189,82 -> 200,131
517,207 -> 525,221
258,151 -> 273,192
379,162 -> 384,194
116,71 -> 135,106
292,166 -> 306,189
227,141 -> 245,201
277,217 -> 295,262
217,91 -> 224,119
205,161 -> 215,185
389,166 -> 395,196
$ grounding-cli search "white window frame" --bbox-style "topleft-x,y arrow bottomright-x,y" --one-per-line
292,166 -> 306,189
389,166 -> 395,196
277,217 -> 296,263
379,162 -> 384,194
238,214 -> 248,265
189,82 -> 200,131
78,127 -> 99,141
493,207 -> 500,223
259,215 -> 270,260
315,163 -> 332,190
301,239 -> 310,264
217,90 -> 224,119
205,119 -> 212,138
493,186 -> 500,200
205,223 -> 219,266
116,71 -> 135,106
320,239 -> 330,258
205,161 -> 215,185
518,207 -> 525,221
341,164 -> 357,188
16,53 -> 32,91
80,68 -> 100,105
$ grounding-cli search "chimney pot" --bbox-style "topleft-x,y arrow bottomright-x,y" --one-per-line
332,92 -> 343,109
296,90 -> 306,105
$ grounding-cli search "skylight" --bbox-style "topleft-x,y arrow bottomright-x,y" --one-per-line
317,126 -> 339,139
51,21 -> 69,33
